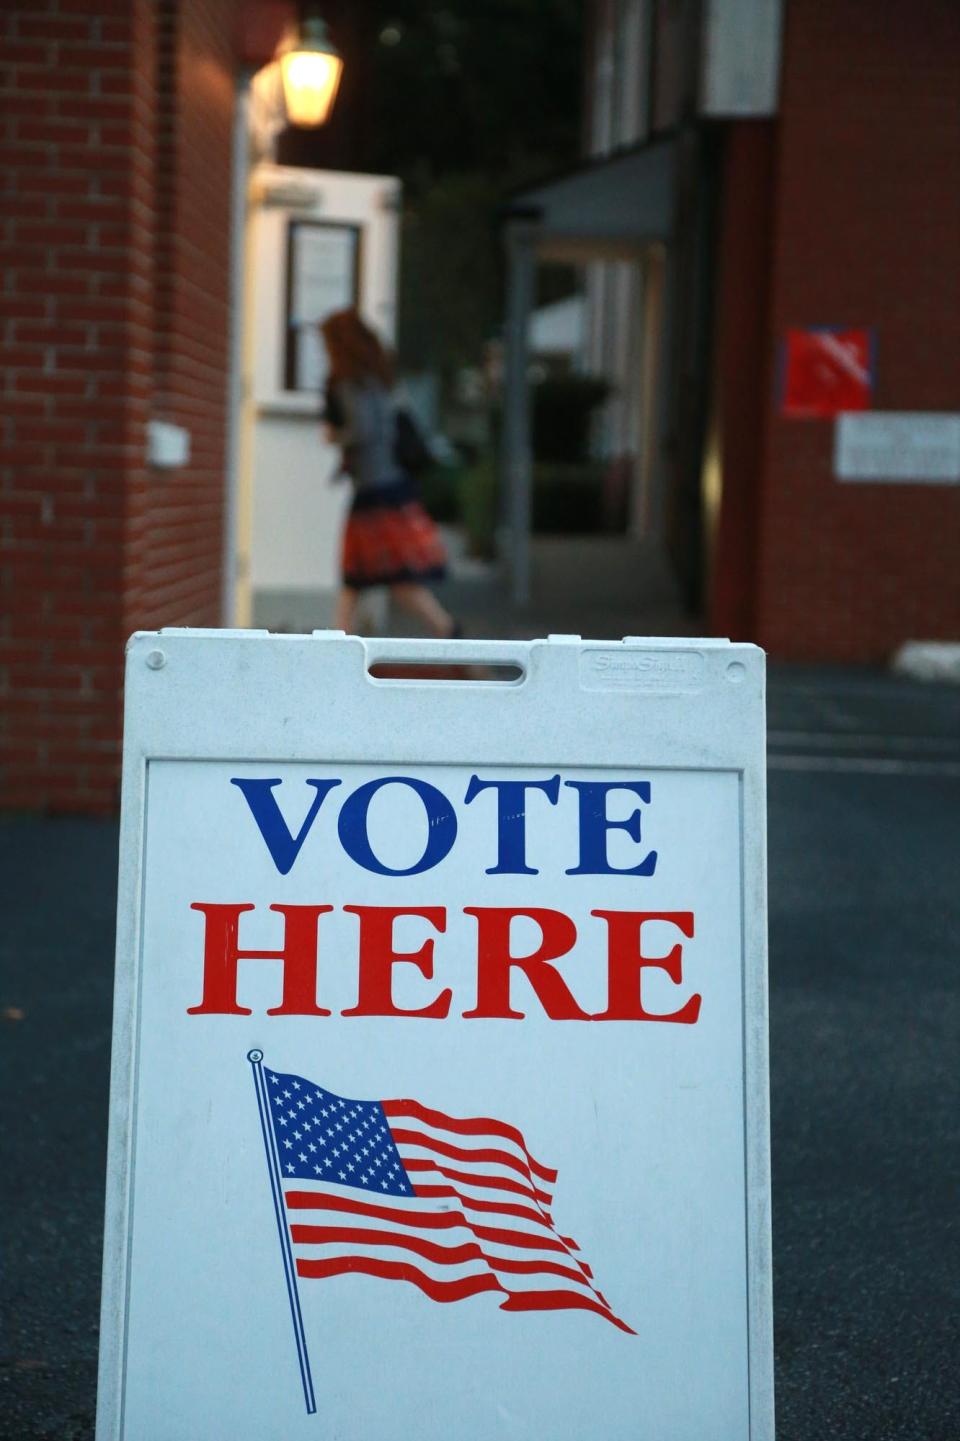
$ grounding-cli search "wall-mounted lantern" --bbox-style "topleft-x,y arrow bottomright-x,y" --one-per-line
276,14 -> 343,128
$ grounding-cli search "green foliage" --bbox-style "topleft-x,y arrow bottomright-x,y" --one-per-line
397,174 -> 503,374
365,1 -> 584,384
458,452 -> 500,558
532,375 -> 611,464
369,1 -> 584,186
453,452 -> 611,555
532,462 -> 606,534
418,460 -> 463,523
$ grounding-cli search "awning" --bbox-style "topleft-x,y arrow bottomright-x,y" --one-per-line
502,138 -> 676,260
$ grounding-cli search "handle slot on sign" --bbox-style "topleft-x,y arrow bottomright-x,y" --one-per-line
367,658 -> 524,683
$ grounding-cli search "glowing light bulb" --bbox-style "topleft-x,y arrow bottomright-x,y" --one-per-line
277,18 -> 343,128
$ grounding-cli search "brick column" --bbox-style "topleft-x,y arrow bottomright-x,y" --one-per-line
0,0 -> 235,813
0,0 -> 157,812
127,0 -> 234,631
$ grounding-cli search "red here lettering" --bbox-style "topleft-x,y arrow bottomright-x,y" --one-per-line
341,906 -> 451,1019
462,906 -> 590,1020
187,903 -> 333,1016
592,909 -> 700,1022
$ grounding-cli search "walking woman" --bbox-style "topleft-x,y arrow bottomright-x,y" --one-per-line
320,308 -> 457,638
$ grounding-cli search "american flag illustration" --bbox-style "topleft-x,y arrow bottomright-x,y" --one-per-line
251,1053 -> 633,1370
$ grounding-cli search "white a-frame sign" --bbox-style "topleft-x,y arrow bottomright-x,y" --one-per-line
97,630 -> 773,1440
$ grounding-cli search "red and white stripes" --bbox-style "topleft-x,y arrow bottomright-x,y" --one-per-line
284,1097 -> 633,1334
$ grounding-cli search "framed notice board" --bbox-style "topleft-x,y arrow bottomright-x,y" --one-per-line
283,220 -> 362,394
97,631 -> 773,1440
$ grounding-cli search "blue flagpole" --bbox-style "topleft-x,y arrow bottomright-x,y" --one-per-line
247,1049 -> 317,1415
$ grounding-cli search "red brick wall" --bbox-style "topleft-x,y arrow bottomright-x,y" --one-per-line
752,0 -> 960,661
0,0 -> 235,813
127,0 -> 234,632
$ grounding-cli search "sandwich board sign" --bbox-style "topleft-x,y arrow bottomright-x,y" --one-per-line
97,630 -> 773,1441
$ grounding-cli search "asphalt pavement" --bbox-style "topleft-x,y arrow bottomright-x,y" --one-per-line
764,667 -> 960,1439
1,664 -> 958,1440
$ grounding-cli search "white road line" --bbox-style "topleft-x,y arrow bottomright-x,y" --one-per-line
770,680 -> 960,700
769,731 -> 960,754
768,754 -> 960,776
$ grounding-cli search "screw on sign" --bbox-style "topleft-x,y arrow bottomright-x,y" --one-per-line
97,632 -> 773,1441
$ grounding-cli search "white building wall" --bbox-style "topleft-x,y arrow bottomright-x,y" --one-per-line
240,166 -> 400,622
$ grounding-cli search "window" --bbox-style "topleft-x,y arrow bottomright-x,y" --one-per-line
283,220 -> 362,393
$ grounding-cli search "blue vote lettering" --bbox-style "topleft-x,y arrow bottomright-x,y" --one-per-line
230,778 -> 341,876
338,777 -> 457,876
230,774 -> 657,877
463,774 -> 560,874
564,780 -> 657,876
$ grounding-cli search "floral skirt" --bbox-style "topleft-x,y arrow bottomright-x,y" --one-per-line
342,478 -> 447,590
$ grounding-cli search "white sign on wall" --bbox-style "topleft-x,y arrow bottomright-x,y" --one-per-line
285,221 -> 361,393
835,412 -> 960,483
97,631 -> 773,1441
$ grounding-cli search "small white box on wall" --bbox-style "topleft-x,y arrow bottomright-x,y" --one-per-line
147,420 -> 191,470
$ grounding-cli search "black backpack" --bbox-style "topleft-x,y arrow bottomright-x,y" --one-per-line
393,407 -> 433,478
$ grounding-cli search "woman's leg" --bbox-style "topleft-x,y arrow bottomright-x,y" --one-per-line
334,584 -> 360,633
390,582 -> 457,638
